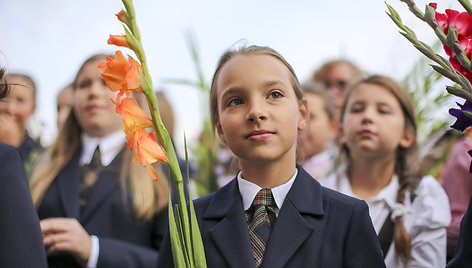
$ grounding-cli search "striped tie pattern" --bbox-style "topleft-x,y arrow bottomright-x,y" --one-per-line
246,189 -> 276,268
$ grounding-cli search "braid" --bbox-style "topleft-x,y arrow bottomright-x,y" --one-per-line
393,147 -> 412,260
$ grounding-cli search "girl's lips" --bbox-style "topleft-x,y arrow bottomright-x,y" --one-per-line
87,105 -> 101,113
359,130 -> 375,138
246,130 -> 274,141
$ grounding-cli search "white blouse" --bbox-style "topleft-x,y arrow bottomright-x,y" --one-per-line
320,165 -> 451,268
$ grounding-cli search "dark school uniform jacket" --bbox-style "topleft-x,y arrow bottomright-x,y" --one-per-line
37,147 -> 168,268
447,196 -> 472,267
157,166 -> 385,268
0,142 -> 47,268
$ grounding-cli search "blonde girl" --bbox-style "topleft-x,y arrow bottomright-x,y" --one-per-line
30,54 -> 169,268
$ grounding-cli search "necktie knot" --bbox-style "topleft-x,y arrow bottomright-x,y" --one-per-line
252,188 -> 275,208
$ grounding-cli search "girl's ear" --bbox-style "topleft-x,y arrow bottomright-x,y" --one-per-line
297,97 -> 309,131
399,126 -> 415,149
215,118 -> 226,144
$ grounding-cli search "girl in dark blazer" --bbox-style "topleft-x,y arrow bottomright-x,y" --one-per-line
0,68 -> 47,268
29,54 -> 169,268
157,45 -> 385,268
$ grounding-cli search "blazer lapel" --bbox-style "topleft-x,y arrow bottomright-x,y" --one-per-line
206,180 -> 256,268
57,152 -> 81,219
262,167 -> 325,268
80,149 -> 123,224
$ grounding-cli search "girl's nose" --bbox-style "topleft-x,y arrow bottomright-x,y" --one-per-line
246,101 -> 267,122
361,107 -> 375,124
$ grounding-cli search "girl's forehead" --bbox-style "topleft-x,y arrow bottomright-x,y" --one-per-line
348,83 -> 398,104
216,54 -> 292,90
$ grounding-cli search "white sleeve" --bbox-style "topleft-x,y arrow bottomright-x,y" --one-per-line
407,176 -> 451,268
86,235 -> 100,268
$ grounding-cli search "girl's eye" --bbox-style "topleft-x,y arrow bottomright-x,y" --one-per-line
349,105 -> 363,113
78,79 -> 91,89
227,97 -> 243,107
378,106 -> 391,114
268,91 -> 283,99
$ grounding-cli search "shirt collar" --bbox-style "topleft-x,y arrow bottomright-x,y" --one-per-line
335,164 -> 399,208
238,168 -> 298,213
80,131 -> 126,166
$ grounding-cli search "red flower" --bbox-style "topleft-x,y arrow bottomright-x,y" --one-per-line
429,3 -> 472,37
97,50 -> 142,102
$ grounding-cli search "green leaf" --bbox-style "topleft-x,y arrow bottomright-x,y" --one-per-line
168,197 -> 187,268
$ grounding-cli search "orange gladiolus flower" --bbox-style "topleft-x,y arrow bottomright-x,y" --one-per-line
116,10 -> 129,24
97,50 -> 142,102
133,128 -> 167,181
115,97 -> 154,149
108,34 -> 131,49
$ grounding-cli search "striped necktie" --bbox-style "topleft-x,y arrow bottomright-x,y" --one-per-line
246,189 -> 276,268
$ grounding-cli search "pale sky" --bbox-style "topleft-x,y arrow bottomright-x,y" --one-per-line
0,0 -> 463,154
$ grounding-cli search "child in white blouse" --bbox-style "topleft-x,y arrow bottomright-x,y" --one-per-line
320,75 -> 451,267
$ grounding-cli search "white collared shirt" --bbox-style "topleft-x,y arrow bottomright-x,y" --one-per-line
80,131 -> 126,166
79,130 -> 125,268
321,164 -> 451,268
238,169 -> 298,217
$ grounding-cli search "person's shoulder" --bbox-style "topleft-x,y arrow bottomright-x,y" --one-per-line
0,142 -> 18,156
321,185 -> 363,208
193,178 -> 237,209
410,175 -> 451,228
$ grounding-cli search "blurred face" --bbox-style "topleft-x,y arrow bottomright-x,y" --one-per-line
74,60 -> 123,137
215,54 -> 308,167
0,76 -> 35,131
300,93 -> 337,158
324,63 -> 357,112
57,85 -> 74,129
341,83 -> 413,159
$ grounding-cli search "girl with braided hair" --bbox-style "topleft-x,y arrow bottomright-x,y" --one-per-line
321,75 -> 451,267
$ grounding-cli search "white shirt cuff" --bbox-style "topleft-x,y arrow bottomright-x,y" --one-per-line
86,235 -> 99,268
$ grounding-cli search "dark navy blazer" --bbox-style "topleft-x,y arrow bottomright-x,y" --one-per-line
447,196 -> 472,267
0,142 -> 47,268
38,147 -> 168,268
157,166 -> 385,268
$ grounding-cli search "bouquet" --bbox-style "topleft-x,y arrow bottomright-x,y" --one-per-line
386,0 -> 472,171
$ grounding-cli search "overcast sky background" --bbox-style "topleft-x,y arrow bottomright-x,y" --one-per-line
0,0 -> 464,154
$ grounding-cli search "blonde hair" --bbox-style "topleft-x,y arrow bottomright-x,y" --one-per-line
30,54 -> 168,220
340,75 -> 417,260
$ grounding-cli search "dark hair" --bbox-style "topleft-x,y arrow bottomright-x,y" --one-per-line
0,68 -> 10,100
340,75 -> 417,260
301,82 -> 336,122
210,45 -> 304,129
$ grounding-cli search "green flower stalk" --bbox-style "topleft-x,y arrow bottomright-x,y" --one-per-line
104,0 -> 207,267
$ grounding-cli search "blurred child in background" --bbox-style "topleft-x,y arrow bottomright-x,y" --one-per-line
321,75 -> 450,267
30,54 -> 169,268
299,82 -> 338,180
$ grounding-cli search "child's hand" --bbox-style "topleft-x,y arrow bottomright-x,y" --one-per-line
40,218 -> 92,266
0,113 -> 22,147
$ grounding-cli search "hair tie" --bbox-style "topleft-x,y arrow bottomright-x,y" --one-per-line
390,203 -> 408,220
